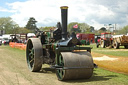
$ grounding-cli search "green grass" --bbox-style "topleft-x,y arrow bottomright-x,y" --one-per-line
1,45 -> 25,54
93,51 -> 128,57
91,68 -> 128,85
85,44 -> 128,57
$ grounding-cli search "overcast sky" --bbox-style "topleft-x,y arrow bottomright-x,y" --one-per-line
0,0 -> 128,29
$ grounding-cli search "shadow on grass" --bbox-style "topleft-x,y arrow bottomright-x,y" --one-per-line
37,68 -> 118,83
39,67 -> 55,73
64,72 -> 118,83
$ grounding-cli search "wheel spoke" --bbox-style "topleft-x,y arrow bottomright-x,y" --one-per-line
29,58 -> 34,63
59,70 -> 63,78
29,48 -> 34,58
59,55 -> 64,66
29,53 -> 32,57
29,49 -> 32,52
57,69 -> 64,80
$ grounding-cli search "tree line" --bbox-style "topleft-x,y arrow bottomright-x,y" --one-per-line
0,17 -> 128,35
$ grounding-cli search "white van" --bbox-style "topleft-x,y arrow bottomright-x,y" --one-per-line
2,34 -> 11,45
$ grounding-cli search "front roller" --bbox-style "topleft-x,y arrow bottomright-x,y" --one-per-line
56,51 -> 94,80
26,38 -> 43,72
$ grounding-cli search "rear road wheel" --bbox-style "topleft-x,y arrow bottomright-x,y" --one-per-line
26,38 -> 43,72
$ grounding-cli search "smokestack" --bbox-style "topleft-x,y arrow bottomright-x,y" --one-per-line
60,6 -> 68,40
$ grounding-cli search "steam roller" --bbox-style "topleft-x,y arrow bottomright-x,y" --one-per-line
26,6 -> 94,81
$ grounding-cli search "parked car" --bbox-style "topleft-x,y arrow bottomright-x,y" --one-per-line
2,38 -> 9,45
0,38 -> 2,45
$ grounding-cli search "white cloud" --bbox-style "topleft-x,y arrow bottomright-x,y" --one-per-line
0,7 -> 8,12
5,0 -> 128,29
0,7 -> 15,12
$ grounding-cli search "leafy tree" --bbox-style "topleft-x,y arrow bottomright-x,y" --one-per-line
10,24 -> 20,34
119,25 -> 128,34
18,27 -> 31,34
71,27 -> 81,33
39,26 -> 53,31
11,27 -> 31,34
67,22 -> 95,34
25,17 -> 37,32
79,23 -> 90,33
68,22 -> 79,33
90,26 -> 95,32
0,17 -> 18,34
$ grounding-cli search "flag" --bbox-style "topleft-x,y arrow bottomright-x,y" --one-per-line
73,24 -> 78,28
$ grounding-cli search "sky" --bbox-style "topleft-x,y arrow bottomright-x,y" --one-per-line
0,0 -> 128,30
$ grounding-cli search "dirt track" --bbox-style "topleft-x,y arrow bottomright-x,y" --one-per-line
92,52 -> 128,74
0,46 -> 128,85
0,46 -> 59,85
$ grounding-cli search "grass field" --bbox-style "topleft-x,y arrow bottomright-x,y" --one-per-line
85,44 -> 128,57
0,45 -> 128,85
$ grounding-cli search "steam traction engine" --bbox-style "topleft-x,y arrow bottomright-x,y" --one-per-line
26,6 -> 94,80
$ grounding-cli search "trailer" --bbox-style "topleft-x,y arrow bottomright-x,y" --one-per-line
113,35 -> 128,49
76,33 -> 95,45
